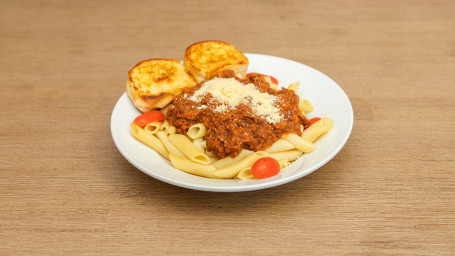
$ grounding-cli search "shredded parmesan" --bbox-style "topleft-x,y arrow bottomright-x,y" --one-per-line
188,78 -> 283,124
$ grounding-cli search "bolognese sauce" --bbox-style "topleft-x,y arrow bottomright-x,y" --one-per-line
166,70 -> 310,158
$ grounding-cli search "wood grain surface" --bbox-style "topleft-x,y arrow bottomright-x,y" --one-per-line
1,0 -> 454,255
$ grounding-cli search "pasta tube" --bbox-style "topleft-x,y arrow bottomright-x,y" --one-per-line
278,159 -> 290,168
302,117 -> 334,142
165,126 -> 176,135
187,123 -> 207,139
236,167 -> 254,180
265,139 -> 295,153
168,134 -> 211,164
130,123 -> 169,159
288,81 -> 300,92
283,133 -> 315,153
144,121 -> 162,134
213,149 -> 253,169
169,154 -> 218,179
192,137 -> 205,152
299,99 -> 314,113
160,119 -> 170,132
156,131 -> 186,158
270,150 -> 303,162
198,140 -> 216,158
214,151 -> 269,179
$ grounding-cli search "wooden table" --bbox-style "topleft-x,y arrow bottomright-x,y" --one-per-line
1,0 -> 454,255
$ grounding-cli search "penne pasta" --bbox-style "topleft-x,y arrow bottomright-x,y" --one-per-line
187,123 -> 207,139
214,151 -> 269,179
165,125 -> 176,135
213,149 -> 253,169
169,154 -> 218,179
270,150 -> 303,162
283,133 -> 315,153
302,117 -> 334,142
130,123 -> 169,159
198,140 -> 216,158
160,119 -> 170,132
192,137 -> 205,152
302,126 -> 330,143
208,156 -> 218,163
288,81 -> 300,92
316,117 -> 334,129
201,140 -> 207,149
205,150 -> 216,158
265,139 -> 295,153
299,99 -> 314,113
278,159 -> 290,168
144,121 -> 162,134
156,131 -> 186,158
168,134 -> 211,164
236,167 -> 254,180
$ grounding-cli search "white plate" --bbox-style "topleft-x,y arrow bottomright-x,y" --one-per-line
111,53 -> 354,192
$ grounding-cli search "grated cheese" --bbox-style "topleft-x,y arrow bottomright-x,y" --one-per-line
188,78 -> 283,124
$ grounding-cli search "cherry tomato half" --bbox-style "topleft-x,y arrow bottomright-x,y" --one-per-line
309,117 -> 321,126
246,72 -> 279,85
251,157 -> 280,179
133,111 -> 166,128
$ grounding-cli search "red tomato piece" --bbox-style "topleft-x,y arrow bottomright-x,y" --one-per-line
246,72 -> 279,85
309,117 -> 321,126
133,111 -> 166,128
251,157 -> 280,179
269,76 -> 279,85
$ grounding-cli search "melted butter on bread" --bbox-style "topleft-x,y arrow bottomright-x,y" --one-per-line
126,59 -> 196,113
184,41 -> 249,83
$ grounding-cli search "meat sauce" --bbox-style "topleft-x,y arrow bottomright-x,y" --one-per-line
166,70 -> 310,158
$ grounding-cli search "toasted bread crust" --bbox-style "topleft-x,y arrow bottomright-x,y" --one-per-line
126,59 -> 196,112
184,41 -> 249,83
